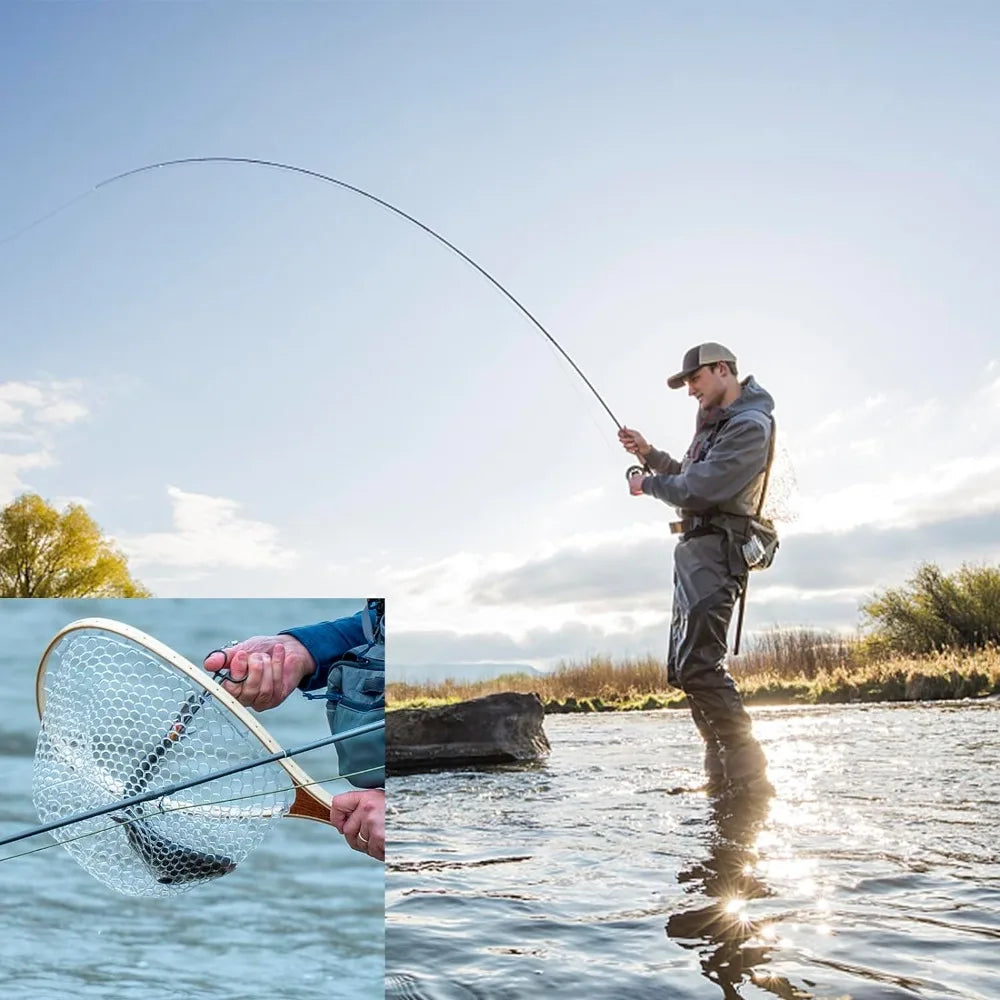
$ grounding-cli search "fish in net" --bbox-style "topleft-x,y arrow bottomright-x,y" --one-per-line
33,623 -> 297,897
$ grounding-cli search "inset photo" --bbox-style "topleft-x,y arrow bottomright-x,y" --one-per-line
0,598 -> 384,1000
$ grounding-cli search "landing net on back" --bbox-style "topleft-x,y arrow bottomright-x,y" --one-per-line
33,626 -> 295,897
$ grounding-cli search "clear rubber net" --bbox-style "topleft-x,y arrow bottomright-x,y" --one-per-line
33,627 -> 295,897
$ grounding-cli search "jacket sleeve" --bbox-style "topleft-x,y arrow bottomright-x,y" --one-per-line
641,414 -> 769,510
645,447 -> 682,475
283,610 -> 369,693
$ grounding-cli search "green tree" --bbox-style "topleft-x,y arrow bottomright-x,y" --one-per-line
862,562 -> 1000,655
0,493 -> 151,597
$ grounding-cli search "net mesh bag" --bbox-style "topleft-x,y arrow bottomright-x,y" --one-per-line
33,626 -> 295,897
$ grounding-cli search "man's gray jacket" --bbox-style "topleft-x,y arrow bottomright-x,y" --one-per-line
640,376 -> 774,518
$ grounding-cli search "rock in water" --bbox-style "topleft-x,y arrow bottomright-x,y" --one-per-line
387,692 -> 550,774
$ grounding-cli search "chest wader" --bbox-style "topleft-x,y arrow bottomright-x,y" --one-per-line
667,421 -> 773,791
305,607 -> 385,788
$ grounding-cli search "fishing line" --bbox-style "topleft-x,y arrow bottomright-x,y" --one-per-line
5,155 -> 625,430
0,765 -> 378,866
0,189 -> 97,248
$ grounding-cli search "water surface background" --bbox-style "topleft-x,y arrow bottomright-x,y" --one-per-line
0,598 -> 383,1000
387,701 -> 1000,999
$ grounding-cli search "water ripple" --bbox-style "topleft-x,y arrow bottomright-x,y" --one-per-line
387,702 -> 1000,999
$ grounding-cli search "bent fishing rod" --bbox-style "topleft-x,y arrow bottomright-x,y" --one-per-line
8,155 -> 655,477
12,155 -> 626,433
0,718 -> 384,851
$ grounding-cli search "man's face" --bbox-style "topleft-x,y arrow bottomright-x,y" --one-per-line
684,364 -> 727,410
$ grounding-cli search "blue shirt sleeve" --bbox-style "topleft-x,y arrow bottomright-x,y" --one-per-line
282,611 -> 368,693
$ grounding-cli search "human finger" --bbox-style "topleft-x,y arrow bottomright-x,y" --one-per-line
248,651 -> 273,710
365,826 -> 385,862
214,649 -> 252,703
340,803 -> 366,853
253,646 -> 283,711
619,429 -> 639,453
332,791 -> 372,854
359,792 -> 385,861
268,643 -> 287,706
232,649 -> 263,706
330,792 -> 361,832
203,649 -> 227,672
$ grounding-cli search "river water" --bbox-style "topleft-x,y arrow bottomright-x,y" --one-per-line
386,702 -> 1000,999
0,598 -> 384,1000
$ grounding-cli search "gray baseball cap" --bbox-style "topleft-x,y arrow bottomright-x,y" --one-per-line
667,342 -> 737,389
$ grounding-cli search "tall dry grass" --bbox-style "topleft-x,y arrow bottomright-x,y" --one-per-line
728,628 -> 867,681
388,655 -> 669,707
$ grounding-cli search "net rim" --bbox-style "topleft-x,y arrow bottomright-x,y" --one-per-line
35,617 -> 330,814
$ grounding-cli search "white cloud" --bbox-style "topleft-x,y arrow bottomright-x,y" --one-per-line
0,380 -> 87,427
36,399 -> 89,425
121,486 -> 298,571
789,370 -> 1000,535
568,486 -> 605,505
49,494 -> 93,510
0,380 -> 90,502
812,409 -> 845,434
0,450 -> 54,504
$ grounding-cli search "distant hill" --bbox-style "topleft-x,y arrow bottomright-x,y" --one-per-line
391,661 -> 544,685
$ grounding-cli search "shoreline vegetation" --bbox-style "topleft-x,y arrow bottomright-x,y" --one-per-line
389,565 -> 1000,713
387,630 -> 1000,713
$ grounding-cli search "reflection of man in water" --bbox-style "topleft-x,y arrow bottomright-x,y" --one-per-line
666,792 -> 807,999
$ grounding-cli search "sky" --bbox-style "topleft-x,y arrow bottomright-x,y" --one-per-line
2,1 -> 999,676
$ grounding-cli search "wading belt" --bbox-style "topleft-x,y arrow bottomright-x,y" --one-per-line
669,511 -> 749,541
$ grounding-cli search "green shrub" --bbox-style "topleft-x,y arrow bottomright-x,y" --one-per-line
862,563 -> 1000,655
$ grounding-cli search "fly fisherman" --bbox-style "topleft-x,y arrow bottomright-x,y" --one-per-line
620,344 -> 772,796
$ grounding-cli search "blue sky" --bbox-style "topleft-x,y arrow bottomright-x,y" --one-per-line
2,2 -> 999,674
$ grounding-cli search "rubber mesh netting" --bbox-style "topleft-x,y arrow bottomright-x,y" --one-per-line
32,627 -> 295,896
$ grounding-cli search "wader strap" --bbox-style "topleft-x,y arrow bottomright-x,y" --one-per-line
733,416 -> 777,655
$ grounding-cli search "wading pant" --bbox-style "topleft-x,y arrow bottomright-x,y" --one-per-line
668,532 -> 767,786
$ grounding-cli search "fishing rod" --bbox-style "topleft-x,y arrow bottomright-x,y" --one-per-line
32,155 -> 624,432
0,718 -> 384,851
0,763 -> 379,866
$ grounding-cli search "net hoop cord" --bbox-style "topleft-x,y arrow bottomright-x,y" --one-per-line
31,617 -> 346,896
6,156 -> 624,431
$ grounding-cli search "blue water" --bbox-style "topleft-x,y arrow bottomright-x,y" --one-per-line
386,702 -> 1000,999
0,598 -> 383,1000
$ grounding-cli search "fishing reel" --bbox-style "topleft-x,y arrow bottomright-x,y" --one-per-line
625,464 -> 649,495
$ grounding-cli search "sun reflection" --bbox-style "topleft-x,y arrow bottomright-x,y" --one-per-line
666,786 -> 789,995
758,856 -> 817,881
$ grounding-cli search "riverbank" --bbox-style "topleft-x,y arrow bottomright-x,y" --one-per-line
388,646 -> 1000,712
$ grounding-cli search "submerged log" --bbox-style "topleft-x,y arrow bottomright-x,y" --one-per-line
387,692 -> 550,774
